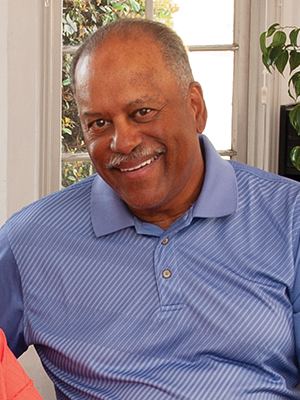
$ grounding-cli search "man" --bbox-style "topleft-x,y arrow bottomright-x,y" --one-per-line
1,18 -> 300,399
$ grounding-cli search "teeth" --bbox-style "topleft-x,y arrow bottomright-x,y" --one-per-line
120,156 -> 157,172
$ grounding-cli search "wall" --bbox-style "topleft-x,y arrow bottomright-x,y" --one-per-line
0,0 -> 61,225
0,0 -> 60,398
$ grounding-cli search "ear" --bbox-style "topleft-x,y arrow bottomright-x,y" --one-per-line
188,82 -> 207,134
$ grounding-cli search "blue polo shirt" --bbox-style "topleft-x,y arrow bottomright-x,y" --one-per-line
1,135 -> 300,399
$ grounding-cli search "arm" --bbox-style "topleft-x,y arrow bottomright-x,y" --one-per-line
0,223 -> 27,357
290,193 -> 300,368
0,328 -> 42,400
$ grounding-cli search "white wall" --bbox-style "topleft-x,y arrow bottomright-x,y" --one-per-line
0,0 -> 61,226
0,0 -> 8,225
1,0 -> 41,222
0,1 -> 60,398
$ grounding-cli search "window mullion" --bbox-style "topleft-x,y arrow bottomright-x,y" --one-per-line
145,0 -> 154,20
188,44 -> 239,52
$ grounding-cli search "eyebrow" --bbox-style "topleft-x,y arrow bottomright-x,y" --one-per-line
127,95 -> 161,107
81,111 -> 104,119
82,95 -> 162,118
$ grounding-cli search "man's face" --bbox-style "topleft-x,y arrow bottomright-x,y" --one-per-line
75,33 -> 207,226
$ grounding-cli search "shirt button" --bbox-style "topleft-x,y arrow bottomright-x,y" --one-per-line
161,238 -> 169,245
162,269 -> 172,279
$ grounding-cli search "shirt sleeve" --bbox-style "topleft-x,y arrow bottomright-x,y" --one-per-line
0,329 -> 43,400
0,223 -> 27,357
290,192 -> 300,368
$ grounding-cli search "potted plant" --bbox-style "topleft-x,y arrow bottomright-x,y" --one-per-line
260,23 -> 300,169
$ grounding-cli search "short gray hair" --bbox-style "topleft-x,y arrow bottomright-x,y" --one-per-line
70,18 -> 194,98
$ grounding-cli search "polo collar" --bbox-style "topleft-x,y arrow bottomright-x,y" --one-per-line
193,135 -> 238,218
91,135 -> 238,237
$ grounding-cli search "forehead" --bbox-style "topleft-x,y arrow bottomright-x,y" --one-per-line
75,33 -> 179,105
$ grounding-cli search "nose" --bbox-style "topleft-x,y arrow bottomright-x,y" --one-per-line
110,117 -> 143,154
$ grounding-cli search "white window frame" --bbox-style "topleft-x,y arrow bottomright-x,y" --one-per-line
0,0 -> 62,224
60,0 -> 250,168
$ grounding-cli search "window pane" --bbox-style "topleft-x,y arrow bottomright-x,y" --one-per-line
171,0 -> 234,45
62,53 -> 84,155
61,0 -> 179,158
61,0 -> 235,188
189,51 -> 234,150
62,161 -> 95,188
152,0 -> 179,26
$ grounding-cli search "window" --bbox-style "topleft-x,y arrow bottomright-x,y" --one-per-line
169,0 -> 235,153
61,0 -> 248,187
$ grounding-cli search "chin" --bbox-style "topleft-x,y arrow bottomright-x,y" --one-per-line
124,195 -> 169,213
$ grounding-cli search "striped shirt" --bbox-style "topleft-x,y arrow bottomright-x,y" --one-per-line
1,135 -> 300,399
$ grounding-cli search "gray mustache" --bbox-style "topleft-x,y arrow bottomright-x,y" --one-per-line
106,147 -> 165,169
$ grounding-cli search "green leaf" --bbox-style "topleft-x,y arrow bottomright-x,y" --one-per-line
99,6 -> 111,13
288,87 -> 295,100
130,0 -> 140,13
289,72 -> 300,100
289,104 -> 300,134
64,24 -> 74,35
290,29 -> 300,47
111,2 -> 123,10
275,49 -> 289,74
260,32 -> 267,54
267,23 -> 280,37
63,128 -> 73,135
290,146 -> 300,170
296,79 -> 300,99
66,13 -> 78,33
62,77 -> 71,86
262,54 -> 271,72
272,30 -> 287,47
290,50 -> 300,73
269,45 -> 284,63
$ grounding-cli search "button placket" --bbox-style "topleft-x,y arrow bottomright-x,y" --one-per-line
161,238 -> 169,245
154,236 -> 183,311
162,269 -> 172,279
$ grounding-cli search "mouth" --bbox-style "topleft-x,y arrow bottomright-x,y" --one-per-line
119,155 -> 159,172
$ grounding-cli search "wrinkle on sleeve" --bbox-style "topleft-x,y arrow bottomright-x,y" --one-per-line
0,223 -> 27,357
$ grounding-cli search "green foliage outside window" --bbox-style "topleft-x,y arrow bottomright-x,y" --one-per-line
61,0 -> 178,187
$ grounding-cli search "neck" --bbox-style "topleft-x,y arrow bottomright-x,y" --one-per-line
129,175 -> 204,230
131,208 -> 192,231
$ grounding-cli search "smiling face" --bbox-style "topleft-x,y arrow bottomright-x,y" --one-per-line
75,33 -> 207,229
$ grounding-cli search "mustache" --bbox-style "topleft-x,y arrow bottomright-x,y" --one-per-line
106,147 -> 165,169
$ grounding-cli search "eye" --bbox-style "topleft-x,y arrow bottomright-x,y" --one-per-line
132,108 -> 156,122
135,108 -> 151,117
87,118 -> 111,133
93,119 -> 107,128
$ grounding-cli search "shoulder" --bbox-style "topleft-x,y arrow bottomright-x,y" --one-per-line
12,175 -> 95,217
6,175 -> 97,238
230,160 -> 300,193
230,161 -> 300,232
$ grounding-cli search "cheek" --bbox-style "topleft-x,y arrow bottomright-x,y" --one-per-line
85,137 -> 112,169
